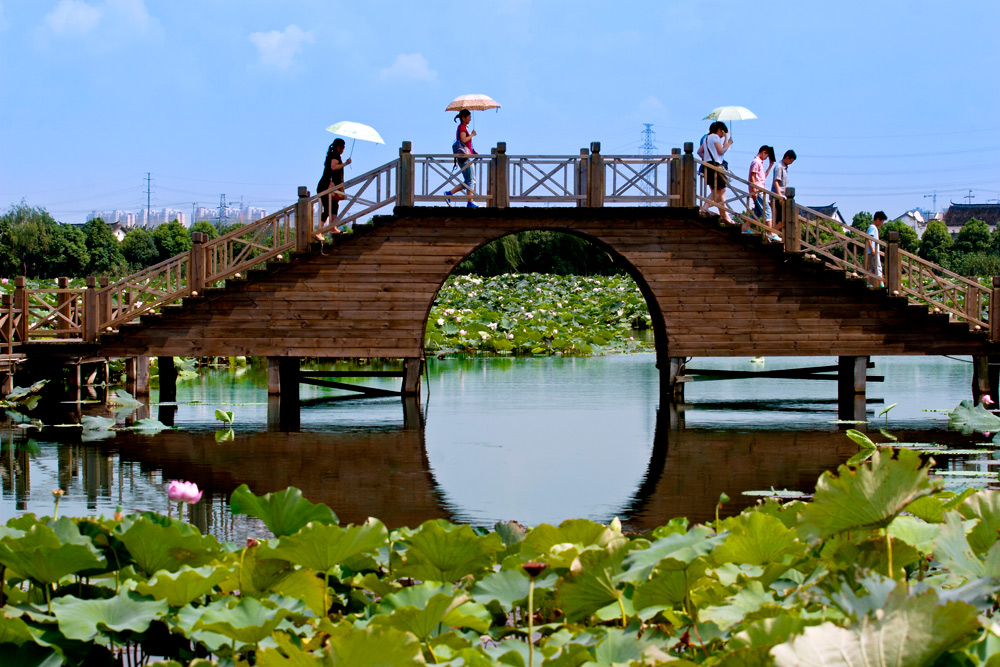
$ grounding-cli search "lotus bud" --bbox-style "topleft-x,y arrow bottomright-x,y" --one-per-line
191,291 -> 198,296
51,489 -> 64,498
522,561 -> 547,579
247,537 -> 260,548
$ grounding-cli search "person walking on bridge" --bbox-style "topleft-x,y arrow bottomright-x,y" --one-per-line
445,109 -> 478,208
746,145 -> 775,236
866,211 -> 887,288
698,122 -> 733,223
770,149 -> 796,235
317,138 -> 351,235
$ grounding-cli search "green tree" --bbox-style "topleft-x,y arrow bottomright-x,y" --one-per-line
121,228 -> 159,270
47,224 -> 90,277
918,220 -> 953,265
83,218 -> 127,276
880,221 -> 919,253
952,218 -> 991,256
852,211 -> 873,232
153,219 -> 192,261
949,252 -> 1000,278
190,220 -> 219,240
0,202 -> 59,277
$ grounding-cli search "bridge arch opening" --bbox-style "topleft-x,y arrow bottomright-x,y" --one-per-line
422,229 -> 666,359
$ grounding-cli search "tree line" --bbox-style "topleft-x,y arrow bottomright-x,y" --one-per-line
852,211 -> 1000,279
0,203 -> 241,279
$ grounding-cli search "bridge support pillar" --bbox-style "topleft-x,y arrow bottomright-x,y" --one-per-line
266,357 -> 300,430
126,356 -> 150,397
402,358 -> 423,396
972,355 -> 1000,405
660,356 -> 686,402
158,356 -> 177,403
837,356 -> 868,421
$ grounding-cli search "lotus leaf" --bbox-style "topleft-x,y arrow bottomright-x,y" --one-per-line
4,380 -> 48,403
193,597 -> 292,646
168,602 -> 234,653
933,512 -> 1000,580
699,581 -> 777,631
256,632 -> 328,666
48,591 -> 168,644
108,389 -> 142,407
844,428 -> 877,449
623,525 -> 723,581
370,590 -> 491,638
631,559 -> 708,615
728,615 -> 811,651
134,564 -> 229,607
0,643 -> 62,667
471,568 -> 556,611
958,490 -> 1000,554
771,588 -> 980,667
129,418 -> 169,432
905,488 -> 976,523
229,485 -> 338,537
949,400 -> 1000,434
520,518 -> 625,568
215,409 -> 234,424
798,449 -> 939,539
230,548 -> 294,595
116,513 -> 222,576
554,545 -> 628,622
592,626 -> 659,666
887,515 -> 941,554
270,567 -> 327,616
714,511 -> 803,566
0,517 -> 106,584
493,520 -> 527,547
327,625 -> 426,666
80,415 -> 115,431
0,613 -> 34,645
258,518 -> 387,574
392,519 -> 503,582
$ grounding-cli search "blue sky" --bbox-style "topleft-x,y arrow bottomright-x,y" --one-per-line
1,0 -> 997,224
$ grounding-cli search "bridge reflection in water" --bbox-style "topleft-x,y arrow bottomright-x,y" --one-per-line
2,394 -> 976,537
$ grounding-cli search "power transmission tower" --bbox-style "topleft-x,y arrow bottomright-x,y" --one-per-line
216,194 -> 229,223
638,123 -> 657,206
923,191 -> 937,215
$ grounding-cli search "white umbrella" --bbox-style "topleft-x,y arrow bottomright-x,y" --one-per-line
325,121 -> 385,159
703,106 -> 757,137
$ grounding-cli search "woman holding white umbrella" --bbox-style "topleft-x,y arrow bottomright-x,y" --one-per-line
699,122 -> 734,223
317,138 -> 351,233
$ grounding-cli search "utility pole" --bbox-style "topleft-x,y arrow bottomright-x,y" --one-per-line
217,194 -> 228,223
965,189 -> 976,205
144,172 -> 153,228
192,202 -> 197,226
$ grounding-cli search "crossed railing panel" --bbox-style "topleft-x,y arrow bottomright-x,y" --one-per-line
205,205 -> 296,285
412,155 -> 492,206
604,155 -> 676,204
24,288 -> 83,339
508,156 -> 583,203
101,254 -> 191,330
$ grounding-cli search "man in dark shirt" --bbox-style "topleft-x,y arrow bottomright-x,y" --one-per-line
317,138 -> 352,231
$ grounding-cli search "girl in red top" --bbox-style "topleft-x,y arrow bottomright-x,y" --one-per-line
445,109 -> 478,208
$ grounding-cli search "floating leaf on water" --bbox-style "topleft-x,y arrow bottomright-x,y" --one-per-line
214,409 -> 234,424
129,418 -> 169,432
109,390 -> 142,407
4,379 -> 49,403
828,420 -> 868,424
742,489 -> 809,498
81,415 -> 116,431
933,470 -> 998,478
948,400 -> 1000,434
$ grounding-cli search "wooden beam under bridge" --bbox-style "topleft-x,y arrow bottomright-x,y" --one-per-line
682,361 -> 883,383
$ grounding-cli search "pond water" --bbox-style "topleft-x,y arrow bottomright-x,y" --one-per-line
1,354 -> 995,540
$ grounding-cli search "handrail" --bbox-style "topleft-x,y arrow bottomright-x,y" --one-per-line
9,145 -> 992,344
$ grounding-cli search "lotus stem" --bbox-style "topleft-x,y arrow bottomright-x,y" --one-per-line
425,640 -> 439,664
618,597 -> 628,627
886,529 -> 894,579
527,577 -> 536,667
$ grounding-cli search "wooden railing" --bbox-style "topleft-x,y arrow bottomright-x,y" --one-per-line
4,140 -> 994,348
695,149 -> 991,332
1,294 -> 21,355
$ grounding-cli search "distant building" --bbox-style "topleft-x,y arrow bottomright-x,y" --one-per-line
943,204 -> 1000,237
801,204 -> 847,227
893,209 -> 940,239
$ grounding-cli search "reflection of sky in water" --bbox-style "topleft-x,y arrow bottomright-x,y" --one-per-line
0,354 -> 984,537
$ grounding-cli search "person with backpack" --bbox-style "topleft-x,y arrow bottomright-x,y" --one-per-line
444,109 -> 478,208
698,122 -> 733,223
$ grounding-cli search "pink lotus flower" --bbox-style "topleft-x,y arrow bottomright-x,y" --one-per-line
983,395 -> 995,406
167,480 -> 203,504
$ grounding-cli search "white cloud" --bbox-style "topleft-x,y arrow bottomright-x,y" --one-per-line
249,24 -> 314,70
106,0 -> 152,32
380,53 -> 437,82
45,0 -> 101,35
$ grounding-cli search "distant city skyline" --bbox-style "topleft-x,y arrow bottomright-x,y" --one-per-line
86,202 -> 270,229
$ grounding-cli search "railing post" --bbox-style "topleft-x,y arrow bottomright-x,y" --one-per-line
13,277 -> 27,342
190,232 -> 206,296
783,187 -> 801,253
587,142 -> 604,207
576,148 -> 589,208
680,142 -> 695,207
668,148 -> 682,207
491,142 -> 509,209
99,276 -> 110,329
56,276 -> 71,339
295,186 -> 311,253
886,231 -> 901,294
990,277 -> 1000,343
84,276 -> 98,343
398,140 -> 414,207
2,295 -> 12,355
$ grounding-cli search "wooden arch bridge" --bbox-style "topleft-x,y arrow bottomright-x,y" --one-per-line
3,141 -> 998,414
